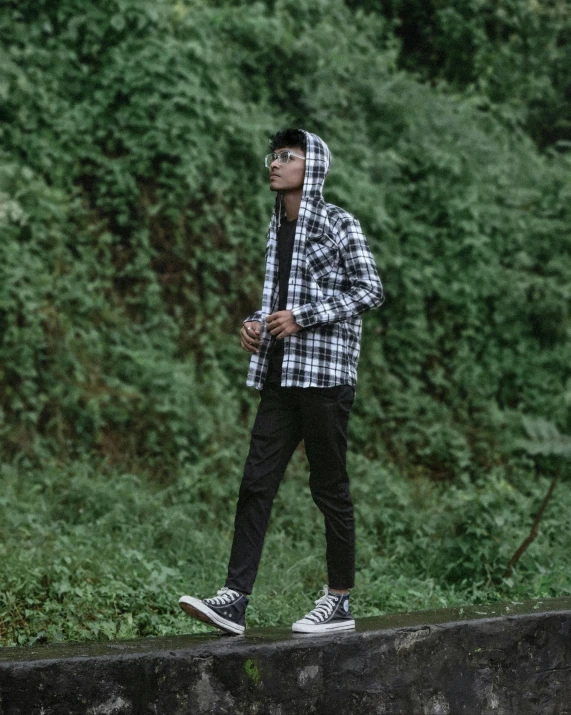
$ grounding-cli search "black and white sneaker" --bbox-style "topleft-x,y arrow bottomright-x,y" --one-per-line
179,587 -> 248,635
292,586 -> 355,634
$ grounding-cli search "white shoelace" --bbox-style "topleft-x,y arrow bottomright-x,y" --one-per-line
205,588 -> 239,606
305,587 -> 338,623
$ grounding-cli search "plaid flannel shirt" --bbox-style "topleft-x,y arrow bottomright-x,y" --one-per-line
245,131 -> 384,389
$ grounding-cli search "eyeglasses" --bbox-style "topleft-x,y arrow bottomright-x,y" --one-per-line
264,150 -> 306,168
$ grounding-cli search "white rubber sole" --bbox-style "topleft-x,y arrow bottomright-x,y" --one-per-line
291,619 -> 355,634
179,595 -> 245,635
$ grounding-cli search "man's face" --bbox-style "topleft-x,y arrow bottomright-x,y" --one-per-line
268,146 -> 306,193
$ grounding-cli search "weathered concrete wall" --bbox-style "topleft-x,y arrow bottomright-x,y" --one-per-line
1,597 -> 571,714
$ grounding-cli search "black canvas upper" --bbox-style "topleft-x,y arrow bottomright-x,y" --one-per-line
267,217 -> 297,378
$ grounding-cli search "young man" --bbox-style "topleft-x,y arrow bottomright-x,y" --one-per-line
179,129 -> 384,635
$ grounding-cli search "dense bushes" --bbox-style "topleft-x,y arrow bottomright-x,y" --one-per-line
1,0 -> 271,467
1,0 -> 569,476
0,0 -> 570,643
347,0 -> 571,149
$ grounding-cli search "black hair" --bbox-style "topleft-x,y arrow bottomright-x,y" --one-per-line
269,128 -> 307,153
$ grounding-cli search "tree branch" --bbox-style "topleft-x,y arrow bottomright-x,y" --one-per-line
504,470 -> 561,579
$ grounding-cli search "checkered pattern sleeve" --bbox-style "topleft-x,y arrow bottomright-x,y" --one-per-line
291,218 -> 383,328
243,310 -> 263,324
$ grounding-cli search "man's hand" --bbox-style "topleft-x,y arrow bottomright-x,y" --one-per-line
240,321 -> 262,353
266,310 -> 302,340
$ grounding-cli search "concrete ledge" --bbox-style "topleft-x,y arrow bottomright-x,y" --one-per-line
1,597 -> 571,714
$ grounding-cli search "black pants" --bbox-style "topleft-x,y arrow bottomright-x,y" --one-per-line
225,369 -> 356,595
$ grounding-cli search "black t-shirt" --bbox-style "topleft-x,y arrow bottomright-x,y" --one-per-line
267,218 -> 297,381
277,218 -> 296,312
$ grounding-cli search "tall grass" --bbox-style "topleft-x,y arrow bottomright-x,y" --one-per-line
2,452 -> 569,646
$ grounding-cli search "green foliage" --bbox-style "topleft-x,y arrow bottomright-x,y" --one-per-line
0,153 -> 248,470
0,0 -> 569,478
518,416 -> 571,457
1,456 -> 569,646
0,0 -> 570,644
348,0 -> 571,149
